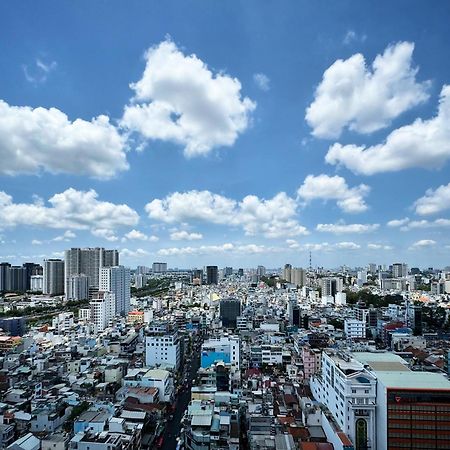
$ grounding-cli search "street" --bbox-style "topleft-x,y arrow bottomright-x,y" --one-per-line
160,338 -> 202,450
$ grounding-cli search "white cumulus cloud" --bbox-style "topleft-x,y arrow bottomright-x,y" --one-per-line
316,223 -> 379,234
170,230 -> 203,241
326,85 -> 450,175
414,183 -> 450,215
0,100 -> 128,178
121,39 -> 256,157
121,248 -> 149,258
306,41 -> 429,138
367,243 -> 393,250
389,218 -> 450,231
53,230 -> 76,242
297,174 -> 370,213
157,242 -> 278,257
0,189 -> 139,236
146,190 -> 308,238
123,229 -> 159,242
410,239 -> 436,249
387,217 -> 410,227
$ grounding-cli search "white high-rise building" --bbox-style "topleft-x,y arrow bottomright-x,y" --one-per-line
310,351 -> 377,450
283,264 -> 292,282
64,247 -> 119,295
99,266 -> 131,316
135,274 -> 148,289
291,267 -> 306,286
344,318 -> 367,339
357,270 -> 368,287
256,265 -> 266,277
321,277 -> 343,297
52,312 -> 74,332
89,291 -> 116,332
392,263 -> 408,278
66,274 -> 89,301
145,324 -> 180,369
43,259 -> 65,295
30,275 -> 43,292
152,262 -> 167,273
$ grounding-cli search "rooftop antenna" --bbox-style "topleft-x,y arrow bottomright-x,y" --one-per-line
309,251 -> 312,271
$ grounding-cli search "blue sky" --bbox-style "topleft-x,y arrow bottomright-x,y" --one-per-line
1,0 -> 450,269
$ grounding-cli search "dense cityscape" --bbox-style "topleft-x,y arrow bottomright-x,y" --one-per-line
0,250 -> 449,449
2,1 -> 450,449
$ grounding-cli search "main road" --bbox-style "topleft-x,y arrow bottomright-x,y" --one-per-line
160,337 -> 202,450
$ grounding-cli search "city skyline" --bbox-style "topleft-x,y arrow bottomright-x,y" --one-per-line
1,1 -> 450,268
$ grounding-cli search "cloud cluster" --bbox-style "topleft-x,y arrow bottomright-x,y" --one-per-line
253,73 -> 270,91
120,248 -> 149,258
0,189 -> 139,237
414,182 -> 450,215
297,174 -> 370,213
146,190 -> 308,238
0,100 -> 128,178
316,222 -> 379,234
367,243 -> 393,250
388,217 -> 450,231
343,30 -> 367,45
23,58 -> 57,84
410,239 -> 436,249
326,85 -> 450,175
121,39 -> 255,157
122,229 -> 159,242
306,42 -> 429,138
170,230 -> 203,241
157,242 -> 278,257
285,240 -> 362,251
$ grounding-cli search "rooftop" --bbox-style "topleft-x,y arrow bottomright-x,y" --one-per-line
353,352 -> 450,389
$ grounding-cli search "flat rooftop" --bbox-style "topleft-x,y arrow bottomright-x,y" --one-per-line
353,352 -> 450,389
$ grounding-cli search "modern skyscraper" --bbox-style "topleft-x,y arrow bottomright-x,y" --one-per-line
256,265 -> 266,278
64,247 -> 119,295
206,266 -> 218,285
9,266 -> 27,292
43,259 -> 65,295
90,291 -> 116,331
191,269 -> 203,285
30,275 -> 43,292
99,266 -> 131,316
22,262 -> 41,291
0,263 -> 11,292
321,277 -> 344,297
392,263 -> 408,278
291,268 -> 306,286
152,262 -> 167,273
66,274 -> 89,301
219,298 -> 241,328
283,263 -> 292,282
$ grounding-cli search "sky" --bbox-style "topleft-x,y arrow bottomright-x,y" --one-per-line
0,0 -> 450,269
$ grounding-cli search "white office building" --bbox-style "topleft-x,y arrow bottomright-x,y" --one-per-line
345,319 -> 367,339
321,277 -> 344,298
152,262 -> 167,273
89,291 -> 116,332
30,275 -> 43,292
52,312 -> 74,332
145,326 -> 180,369
99,266 -> 131,316
310,350 -> 377,450
66,274 -> 89,301
392,263 -> 408,278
